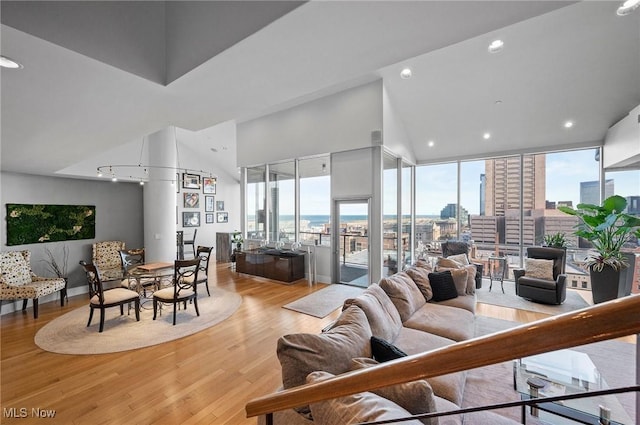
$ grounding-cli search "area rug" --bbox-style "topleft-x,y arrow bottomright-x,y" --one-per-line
471,316 -> 636,423
476,280 -> 589,315
283,284 -> 365,318
34,287 -> 242,355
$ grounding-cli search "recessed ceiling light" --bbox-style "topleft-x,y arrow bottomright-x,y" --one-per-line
483,132 -> 491,140
427,140 -> 435,147
210,147 -> 218,153
488,39 -> 504,53
400,68 -> 412,79
564,120 -> 574,129
617,0 -> 640,16
495,100 -> 503,105
111,177 -> 118,182
139,181 -> 145,186
0,55 -> 23,69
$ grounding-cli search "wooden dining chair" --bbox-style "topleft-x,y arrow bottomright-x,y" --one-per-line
118,249 -> 155,296
152,258 -> 200,325
190,246 -> 212,296
79,261 -> 140,333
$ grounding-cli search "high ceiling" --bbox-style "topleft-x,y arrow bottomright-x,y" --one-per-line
1,1 -> 639,182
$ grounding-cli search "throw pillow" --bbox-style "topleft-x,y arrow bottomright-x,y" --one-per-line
436,256 -> 463,269
525,258 -> 554,280
378,272 -> 426,322
277,305 -> 372,414
414,259 -> 433,272
307,371 -> 423,425
462,264 -> 477,295
447,253 -> 470,265
433,267 -> 467,296
343,284 -> 403,342
427,271 -> 459,301
350,357 -> 438,425
371,336 -> 407,362
405,266 -> 433,301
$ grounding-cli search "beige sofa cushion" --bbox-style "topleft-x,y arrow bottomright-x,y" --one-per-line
436,257 -> 477,295
277,305 -> 372,390
350,357 -> 438,425
379,271 -> 426,322
392,327 -> 466,406
343,283 -> 402,342
307,371 -> 423,425
403,303 -> 475,342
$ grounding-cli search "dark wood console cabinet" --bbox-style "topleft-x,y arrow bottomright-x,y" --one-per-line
236,250 -> 305,283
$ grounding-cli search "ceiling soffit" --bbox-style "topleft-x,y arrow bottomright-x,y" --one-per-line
0,1 -> 304,85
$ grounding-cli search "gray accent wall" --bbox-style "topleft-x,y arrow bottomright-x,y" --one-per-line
1,172 -> 143,315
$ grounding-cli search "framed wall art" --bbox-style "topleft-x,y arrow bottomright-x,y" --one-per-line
183,192 -> 199,208
205,213 -> 214,224
205,195 -> 215,212
216,212 -> 228,223
202,177 -> 216,194
182,212 -> 200,227
182,173 -> 200,189
216,200 -> 224,211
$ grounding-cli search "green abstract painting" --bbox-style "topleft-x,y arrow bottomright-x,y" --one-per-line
6,204 -> 95,246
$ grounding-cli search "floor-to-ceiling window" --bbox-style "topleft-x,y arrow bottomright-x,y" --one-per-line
246,166 -> 266,240
299,156 -> 331,246
401,161 -> 413,269
383,153 -> 398,277
268,161 -> 295,243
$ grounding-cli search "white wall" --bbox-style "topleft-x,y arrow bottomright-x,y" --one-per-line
382,84 -> 416,164
1,172 -> 144,314
237,80 -> 383,166
603,104 -> 640,170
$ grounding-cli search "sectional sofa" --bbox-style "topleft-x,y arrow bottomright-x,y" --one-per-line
267,259 -> 521,425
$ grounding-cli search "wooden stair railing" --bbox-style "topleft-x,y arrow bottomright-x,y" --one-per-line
245,294 -> 640,419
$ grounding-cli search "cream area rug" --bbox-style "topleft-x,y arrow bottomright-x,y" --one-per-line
35,287 -> 242,355
283,284 -> 365,318
476,280 -> 589,314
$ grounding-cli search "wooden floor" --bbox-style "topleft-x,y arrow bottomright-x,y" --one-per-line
0,263 -> 632,424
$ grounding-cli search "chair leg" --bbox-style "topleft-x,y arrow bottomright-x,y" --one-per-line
172,303 -> 177,326
99,308 -> 105,332
120,304 -> 124,315
134,299 -> 140,321
205,282 -> 210,297
33,299 -> 39,319
87,307 -> 94,327
22,299 -> 28,311
193,296 -> 200,317
153,299 -> 158,320
60,288 -> 67,306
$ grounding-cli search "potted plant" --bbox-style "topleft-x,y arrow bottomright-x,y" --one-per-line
559,195 -> 640,303
543,232 -> 568,248
231,231 -> 244,252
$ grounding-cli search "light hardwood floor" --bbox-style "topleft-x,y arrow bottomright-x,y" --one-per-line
0,263 -> 631,425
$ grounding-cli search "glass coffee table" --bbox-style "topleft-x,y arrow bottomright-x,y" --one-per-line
514,349 -> 633,424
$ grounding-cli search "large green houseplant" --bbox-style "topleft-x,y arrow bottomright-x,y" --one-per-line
559,195 -> 640,303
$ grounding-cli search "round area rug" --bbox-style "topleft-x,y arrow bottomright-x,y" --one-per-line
35,287 -> 242,355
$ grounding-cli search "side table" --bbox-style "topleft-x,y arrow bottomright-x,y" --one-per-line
488,256 -> 507,293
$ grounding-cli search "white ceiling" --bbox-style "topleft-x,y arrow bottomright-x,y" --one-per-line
1,1 -> 639,182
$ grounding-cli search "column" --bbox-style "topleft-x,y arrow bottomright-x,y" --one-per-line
143,127 -> 177,262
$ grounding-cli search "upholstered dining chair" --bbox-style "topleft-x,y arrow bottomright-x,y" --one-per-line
188,246 -> 212,296
441,241 -> 484,289
80,261 -> 140,332
92,240 -> 126,282
514,246 -> 567,305
152,258 -> 200,325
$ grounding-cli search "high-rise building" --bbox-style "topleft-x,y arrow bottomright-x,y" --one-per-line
625,196 -> 639,215
580,179 -> 614,205
440,203 -> 469,225
479,173 -> 486,216
484,156 -> 546,216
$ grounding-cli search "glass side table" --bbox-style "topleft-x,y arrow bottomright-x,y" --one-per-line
488,255 -> 507,293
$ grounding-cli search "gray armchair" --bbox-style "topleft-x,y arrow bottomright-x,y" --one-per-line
515,247 -> 567,305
